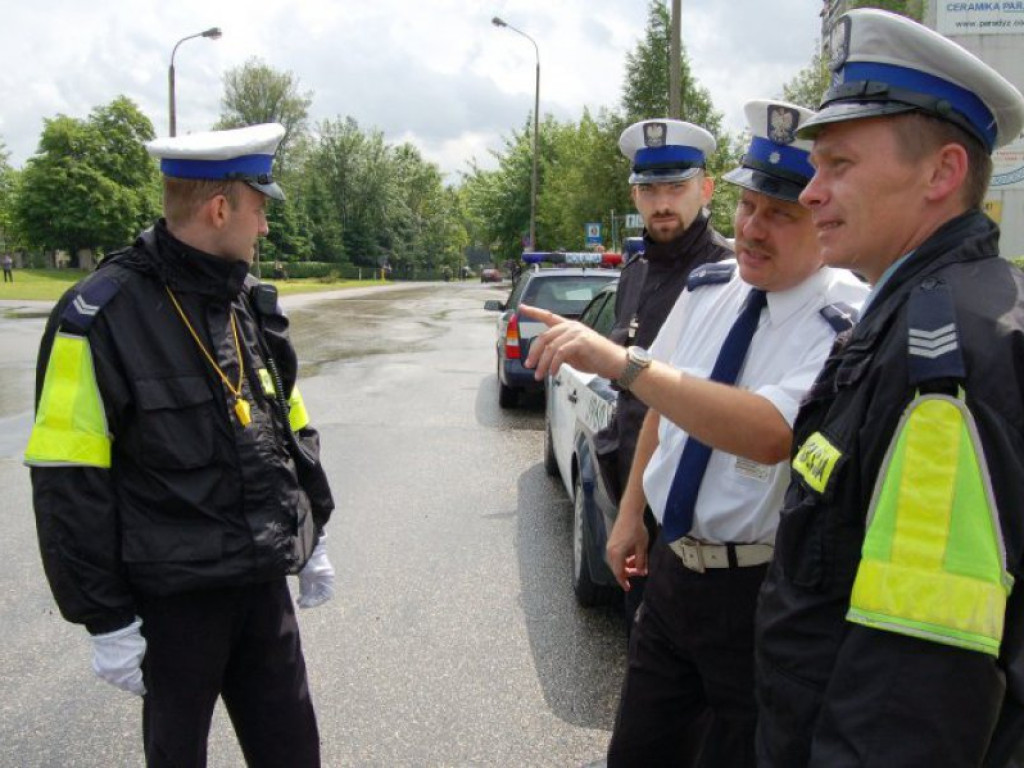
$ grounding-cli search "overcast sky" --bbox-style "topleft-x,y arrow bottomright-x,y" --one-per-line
1,0 -> 822,180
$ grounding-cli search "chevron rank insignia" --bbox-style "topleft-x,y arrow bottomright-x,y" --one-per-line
906,279 -> 965,386
60,275 -> 122,335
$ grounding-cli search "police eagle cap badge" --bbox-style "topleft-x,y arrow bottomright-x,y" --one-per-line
643,122 -> 667,148
768,106 -> 799,146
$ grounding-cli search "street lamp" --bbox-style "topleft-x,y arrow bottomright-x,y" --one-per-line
492,16 -> 539,251
168,27 -> 222,137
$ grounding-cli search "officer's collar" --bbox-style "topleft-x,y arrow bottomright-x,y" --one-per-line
148,219 -> 250,300
642,210 -> 711,264
861,209 -> 997,321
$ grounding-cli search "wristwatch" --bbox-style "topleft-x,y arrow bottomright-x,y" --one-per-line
615,346 -> 652,391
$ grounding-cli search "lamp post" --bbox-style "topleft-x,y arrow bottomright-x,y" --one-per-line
492,16 -> 539,251
168,27 -> 222,137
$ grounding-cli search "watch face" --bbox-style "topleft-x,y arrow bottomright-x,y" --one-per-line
630,346 -> 652,365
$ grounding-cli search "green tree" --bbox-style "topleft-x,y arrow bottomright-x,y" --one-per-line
216,58 -> 312,173
539,109 -> 632,251
459,117 -> 540,262
621,1 -> 724,135
782,51 -> 831,110
0,141 -> 21,254
15,98 -> 160,263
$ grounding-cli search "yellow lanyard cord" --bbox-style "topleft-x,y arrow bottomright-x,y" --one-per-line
164,286 -> 252,427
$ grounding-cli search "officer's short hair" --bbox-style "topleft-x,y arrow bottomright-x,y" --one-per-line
889,112 -> 993,211
163,178 -> 242,229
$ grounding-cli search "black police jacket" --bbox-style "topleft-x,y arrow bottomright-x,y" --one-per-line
756,210 -> 1024,767
597,211 -> 732,495
30,221 -> 334,634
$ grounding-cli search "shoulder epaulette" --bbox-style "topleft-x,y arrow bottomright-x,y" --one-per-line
819,302 -> 858,334
59,274 -> 122,335
687,262 -> 736,290
907,279 -> 964,386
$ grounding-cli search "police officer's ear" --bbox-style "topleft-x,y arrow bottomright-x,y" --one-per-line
923,142 -> 969,206
203,193 -> 233,231
700,173 -> 715,206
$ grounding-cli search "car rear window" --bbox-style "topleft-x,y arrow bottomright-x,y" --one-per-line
522,275 -> 617,318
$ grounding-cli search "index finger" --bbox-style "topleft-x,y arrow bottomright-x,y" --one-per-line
519,304 -> 565,328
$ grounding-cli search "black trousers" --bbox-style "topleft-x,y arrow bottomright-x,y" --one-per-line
137,579 -> 320,768
607,536 -> 767,768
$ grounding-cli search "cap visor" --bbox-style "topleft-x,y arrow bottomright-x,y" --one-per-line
629,166 -> 702,185
722,167 -> 806,202
797,101 -> 917,139
248,180 -> 285,201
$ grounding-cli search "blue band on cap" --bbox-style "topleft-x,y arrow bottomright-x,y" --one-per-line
840,61 -> 996,148
747,137 -> 814,180
160,154 -> 273,181
633,145 -> 705,171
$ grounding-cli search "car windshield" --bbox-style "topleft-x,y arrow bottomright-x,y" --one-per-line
521,275 -> 616,318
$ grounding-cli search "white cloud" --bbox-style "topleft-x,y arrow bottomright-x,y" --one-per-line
1,0 -> 821,177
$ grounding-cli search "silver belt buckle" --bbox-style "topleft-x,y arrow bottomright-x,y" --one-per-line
683,537 -> 705,573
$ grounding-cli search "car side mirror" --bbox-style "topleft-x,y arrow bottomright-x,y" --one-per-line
484,300 -> 504,312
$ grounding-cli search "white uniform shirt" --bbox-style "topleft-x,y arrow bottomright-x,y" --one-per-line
643,262 -> 868,544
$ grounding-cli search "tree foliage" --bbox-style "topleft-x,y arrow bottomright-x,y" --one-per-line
782,51 -> 831,110
14,97 -> 159,262
0,141 -> 21,252
215,57 -> 312,173
461,0 -> 743,256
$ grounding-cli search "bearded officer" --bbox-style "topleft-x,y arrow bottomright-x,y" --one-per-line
26,123 -> 335,767
594,120 -> 731,631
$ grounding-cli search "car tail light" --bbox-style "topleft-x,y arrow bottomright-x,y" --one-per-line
505,314 -> 522,359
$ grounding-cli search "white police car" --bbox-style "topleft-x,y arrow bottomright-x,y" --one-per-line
542,281 -> 621,606
484,252 -> 620,408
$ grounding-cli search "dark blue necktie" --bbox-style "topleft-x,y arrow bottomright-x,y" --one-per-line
661,288 -> 768,542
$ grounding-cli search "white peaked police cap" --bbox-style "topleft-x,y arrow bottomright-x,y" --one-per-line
801,8 -> 1024,152
723,100 -> 816,202
619,119 -> 716,184
146,123 -> 286,201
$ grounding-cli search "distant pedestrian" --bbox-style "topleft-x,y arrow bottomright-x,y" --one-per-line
2,255 -> 13,282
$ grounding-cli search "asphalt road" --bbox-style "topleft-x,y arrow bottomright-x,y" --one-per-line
0,280 -> 626,767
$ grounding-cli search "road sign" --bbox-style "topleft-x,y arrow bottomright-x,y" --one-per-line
585,222 -> 602,245
625,213 -> 643,229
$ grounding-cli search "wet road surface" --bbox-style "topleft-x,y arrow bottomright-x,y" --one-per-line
0,281 -> 626,767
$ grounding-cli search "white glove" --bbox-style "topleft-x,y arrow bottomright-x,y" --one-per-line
298,536 -> 335,609
90,617 -> 147,696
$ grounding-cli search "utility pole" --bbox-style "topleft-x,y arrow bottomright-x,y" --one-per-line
669,0 -> 682,119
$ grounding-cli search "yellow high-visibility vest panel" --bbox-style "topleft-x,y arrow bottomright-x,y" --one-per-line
25,333 -> 111,468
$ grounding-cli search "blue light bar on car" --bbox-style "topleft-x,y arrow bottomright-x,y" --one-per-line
521,251 -> 622,267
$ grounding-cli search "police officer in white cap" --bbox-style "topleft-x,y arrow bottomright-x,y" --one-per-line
755,10 -> 1024,767
595,120 -> 731,639
522,99 -> 866,767
26,123 -> 336,766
